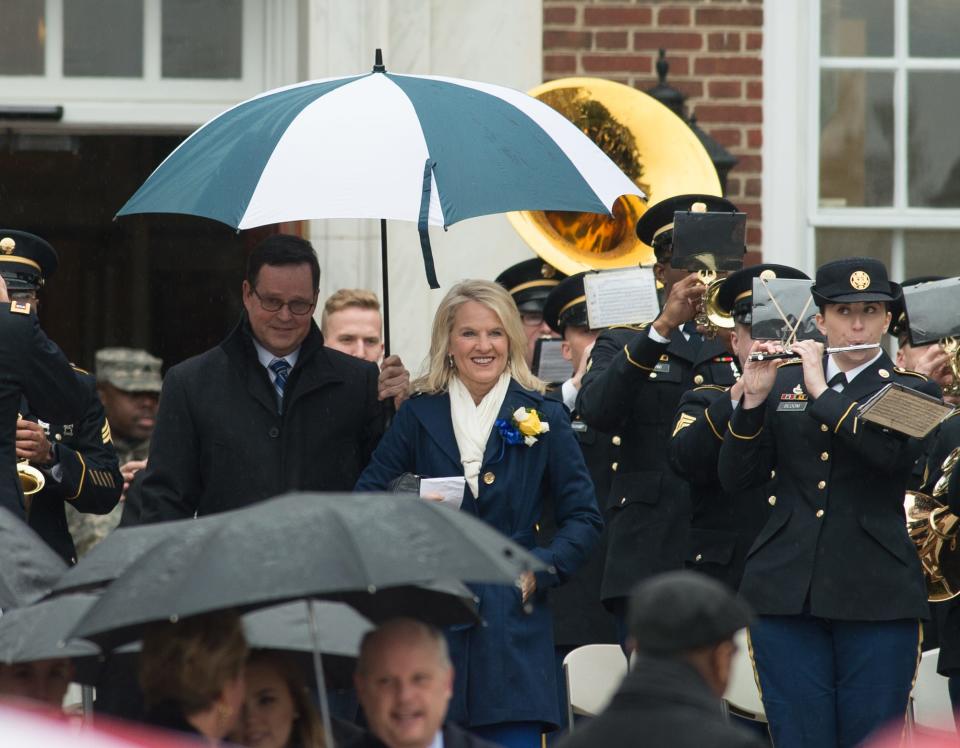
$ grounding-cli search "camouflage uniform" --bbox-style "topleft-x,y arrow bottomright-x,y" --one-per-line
66,348 -> 162,556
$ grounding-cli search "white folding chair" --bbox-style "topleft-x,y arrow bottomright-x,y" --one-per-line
562,644 -> 629,731
909,648 -> 957,736
723,628 -> 767,723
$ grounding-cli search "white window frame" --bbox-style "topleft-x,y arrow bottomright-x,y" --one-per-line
763,0 -> 960,277
0,0 -> 299,129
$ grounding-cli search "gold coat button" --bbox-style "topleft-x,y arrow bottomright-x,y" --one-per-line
611,462 -> 619,472
817,480 -> 826,489
820,452 -> 829,461
695,553 -> 703,562
816,509 -> 825,518
768,495 -> 776,506
649,372 -> 658,379
620,496 -> 627,505
693,374 -> 704,385
879,368 -> 890,379
821,424 -> 829,432
611,435 -> 622,446
770,470 -> 776,479
55,434 -> 62,441
483,471 -> 495,485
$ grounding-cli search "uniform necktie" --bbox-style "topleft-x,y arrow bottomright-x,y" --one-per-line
828,371 -> 847,391
682,322 -> 703,349
269,358 -> 291,410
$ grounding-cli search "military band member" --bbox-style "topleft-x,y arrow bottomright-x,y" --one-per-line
576,194 -> 739,634
1,231 -> 123,564
718,257 -> 941,748
496,258 -> 566,368
670,264 -> 809,589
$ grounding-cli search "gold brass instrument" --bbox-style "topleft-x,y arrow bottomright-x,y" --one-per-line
906,446 -> 960,602
15,413 -> 45,510
506,77 -> 721,275
942,337 -> 959,397
692,270 -> 734,340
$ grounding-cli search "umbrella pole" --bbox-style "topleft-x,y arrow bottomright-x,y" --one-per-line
308,599 -> 337,748
380,218 -> 390,357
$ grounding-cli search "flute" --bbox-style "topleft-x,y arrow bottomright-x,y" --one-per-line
748,343 -> 880,362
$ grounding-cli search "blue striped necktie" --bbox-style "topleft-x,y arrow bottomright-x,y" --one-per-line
269,358 -> 291,411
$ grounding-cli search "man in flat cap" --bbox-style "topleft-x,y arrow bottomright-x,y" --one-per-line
718,257 -> 942,747
558,570 -> 763,748
495,258 -> 566,368
576,194 -> 741,641
669,263 -> 809,589
0,230 -> 123,564
65,348 -> 163,555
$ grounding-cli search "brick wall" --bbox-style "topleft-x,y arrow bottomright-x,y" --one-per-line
543,0 -> 764,253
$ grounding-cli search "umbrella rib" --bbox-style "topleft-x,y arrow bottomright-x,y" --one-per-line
328,507 -> 377,593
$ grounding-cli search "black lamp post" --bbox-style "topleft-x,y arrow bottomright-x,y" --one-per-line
645,49 -> 738,195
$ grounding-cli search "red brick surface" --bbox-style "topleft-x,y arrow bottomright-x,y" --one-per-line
543,0 -> 765,251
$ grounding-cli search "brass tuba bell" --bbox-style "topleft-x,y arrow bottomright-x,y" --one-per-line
906,446 -> 960,602
507,77 -> 722,275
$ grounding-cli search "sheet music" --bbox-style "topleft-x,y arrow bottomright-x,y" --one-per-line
584,267 -> 660,330
857,383 -> 954,439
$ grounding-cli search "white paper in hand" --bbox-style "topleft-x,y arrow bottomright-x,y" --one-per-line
419,477 -> 466,510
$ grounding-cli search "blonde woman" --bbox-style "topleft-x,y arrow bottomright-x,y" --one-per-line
356,280 -> 602,748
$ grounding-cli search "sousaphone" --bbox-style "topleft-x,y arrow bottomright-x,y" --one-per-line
507,77 -> 722,274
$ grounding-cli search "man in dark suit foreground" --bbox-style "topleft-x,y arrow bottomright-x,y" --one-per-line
351,619 -> 501,748
558,571 -> 765,748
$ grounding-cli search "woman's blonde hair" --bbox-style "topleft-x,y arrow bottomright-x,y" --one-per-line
139,610 -> 248,716
246,650 -> 326,748
412,279 -> 545,395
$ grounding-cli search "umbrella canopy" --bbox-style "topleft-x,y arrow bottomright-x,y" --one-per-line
116,52 -> 641,290
0,509 -> 68,609
0,593 -> 100,665
72,492 -> 542,650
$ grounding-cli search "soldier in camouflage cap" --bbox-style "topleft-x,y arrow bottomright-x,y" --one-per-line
65,348 -> 163,555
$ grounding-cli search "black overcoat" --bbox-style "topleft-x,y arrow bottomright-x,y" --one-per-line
557,655 -> 766,748
576,324 -> 739,605
718,354 -> 938,620
0,303 -> 85,517
138,315 -> 384,521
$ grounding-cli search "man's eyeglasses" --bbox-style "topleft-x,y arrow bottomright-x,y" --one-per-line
520,312 -> 545,328
252,288 -> 315,316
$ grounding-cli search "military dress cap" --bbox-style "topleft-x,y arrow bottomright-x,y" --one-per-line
716,263 -> 810,325
0,230 -> 58,291
543,272 -> 589,335
811,256 -> 901,306
635,193 -> 738,250
95,348 -> 163,393
888,275 -> 946,336
495,258 -> 566,313
628,570 -> 753,654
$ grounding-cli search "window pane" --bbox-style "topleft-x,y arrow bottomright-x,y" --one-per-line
909,72 -> 960,207
816,229 -> 892,270
909,0 -> 960,58
64,0 -> 143,77
0,0 -> 45,75
904,232 -> 960,279
162,0 -> 242,79
821,0 -> 893,57
819,70 -> 894,208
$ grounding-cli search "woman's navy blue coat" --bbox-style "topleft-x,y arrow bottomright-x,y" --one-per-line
355,379 -> 602,729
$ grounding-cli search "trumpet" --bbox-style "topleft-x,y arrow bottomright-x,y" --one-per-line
748,343 -> 880,363
15,412 -> 45,511
906,446 -> 960,602
942,337 -> 959,397
694,270 -> 734,340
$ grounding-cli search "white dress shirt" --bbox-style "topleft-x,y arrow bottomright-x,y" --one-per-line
252,339 -> 301,385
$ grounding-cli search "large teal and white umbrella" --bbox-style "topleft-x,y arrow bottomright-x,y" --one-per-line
117,51 -> 641,347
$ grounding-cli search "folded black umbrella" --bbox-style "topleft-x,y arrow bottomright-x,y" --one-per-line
0,508 -> 68,609
71,492 -> 544,650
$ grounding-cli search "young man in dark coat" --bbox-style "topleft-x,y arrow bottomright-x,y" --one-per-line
558,571 -> 765,748
137,235 -> 402,522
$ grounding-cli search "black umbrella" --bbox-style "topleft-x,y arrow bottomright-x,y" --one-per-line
0,508 -> 68,608
0,593 -> 100,665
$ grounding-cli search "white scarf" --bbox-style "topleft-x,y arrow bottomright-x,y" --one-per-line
449,372 -> 511,498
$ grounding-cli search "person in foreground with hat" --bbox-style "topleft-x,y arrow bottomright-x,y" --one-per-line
558,570 -> 764,748
670,263 -> 810,590
576,194 -> 740,641
0,229 -> 122,563
718,257 -> 942,747
495,258 -> 566,368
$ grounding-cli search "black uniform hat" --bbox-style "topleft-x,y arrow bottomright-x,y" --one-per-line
888,276 -> 946,337
716,263 -> 810,326
0,230 -> 58,291
495,258 -> 566,314
628,570 -> 753,655
543,272 -> 589,335
635,193 -> 738,259
810,256 -> 901,306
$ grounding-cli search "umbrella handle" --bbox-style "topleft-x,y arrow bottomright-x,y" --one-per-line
308,600 -> 337,748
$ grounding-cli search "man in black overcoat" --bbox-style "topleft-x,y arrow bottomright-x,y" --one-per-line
558,571 -> 765,748
576,195 -> 740,634
137,235 -> 400,522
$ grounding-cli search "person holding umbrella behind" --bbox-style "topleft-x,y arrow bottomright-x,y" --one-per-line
356,280 -> 602,748
138,610 -> 248,743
